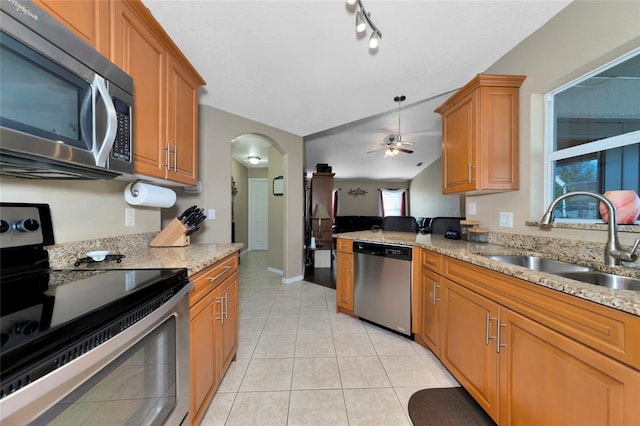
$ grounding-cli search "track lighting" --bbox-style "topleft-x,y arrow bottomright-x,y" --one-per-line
347,0 -> 382,50
247,156 -> 260,165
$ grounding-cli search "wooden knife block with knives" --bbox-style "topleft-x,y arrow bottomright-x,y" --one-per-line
150,205 -> 205,247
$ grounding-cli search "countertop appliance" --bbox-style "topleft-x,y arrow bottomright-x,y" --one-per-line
0,0 -> 134,179
353,241 -> 413,337
0,202 -> 192,424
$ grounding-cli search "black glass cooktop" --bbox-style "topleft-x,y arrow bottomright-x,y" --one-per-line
0,267 -> 188,392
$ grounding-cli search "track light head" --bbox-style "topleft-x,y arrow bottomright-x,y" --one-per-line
347,0 -> 382,50
355,11 -> 366,33
369,31 -> 381,49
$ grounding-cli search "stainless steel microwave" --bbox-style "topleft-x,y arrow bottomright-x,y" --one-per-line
0,0 -> 134,180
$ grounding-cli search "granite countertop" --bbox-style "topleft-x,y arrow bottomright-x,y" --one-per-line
47,233 -> 243,276
337,231 -> 640,316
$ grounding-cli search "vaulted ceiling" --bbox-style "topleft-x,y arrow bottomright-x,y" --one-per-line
144,0 -> 572,180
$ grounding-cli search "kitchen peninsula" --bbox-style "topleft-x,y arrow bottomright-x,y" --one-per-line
336,230 -> 640,425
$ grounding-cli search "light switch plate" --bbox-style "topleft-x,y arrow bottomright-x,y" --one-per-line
208,209 -> 216,220
468,202 -> 477,215
499,211 -> 513,228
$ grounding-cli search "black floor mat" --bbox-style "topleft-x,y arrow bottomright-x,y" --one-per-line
408,387 -> 496,426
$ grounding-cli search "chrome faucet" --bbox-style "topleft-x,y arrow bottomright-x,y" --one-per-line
540,191 -> 640,267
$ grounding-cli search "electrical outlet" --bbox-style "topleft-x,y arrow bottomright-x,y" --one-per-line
125,208 -> 135,227
499,211 -> 513,228
468,202 -> 477,215
208,209 -> 216,220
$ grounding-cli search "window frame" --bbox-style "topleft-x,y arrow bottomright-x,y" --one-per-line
543,47 -> 640,223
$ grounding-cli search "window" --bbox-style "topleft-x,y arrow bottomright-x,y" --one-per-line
379,188 -> 407,216
545,49 -> 640,222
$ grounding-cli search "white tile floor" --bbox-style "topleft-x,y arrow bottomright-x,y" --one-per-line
200,251 -> 458,426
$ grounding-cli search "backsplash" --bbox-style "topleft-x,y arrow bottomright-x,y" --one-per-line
490,231 -> 640,270
46,232 -> 158,268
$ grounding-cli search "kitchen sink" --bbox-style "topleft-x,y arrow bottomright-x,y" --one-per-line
485,255 -> 593,273
554,271 -> 640,291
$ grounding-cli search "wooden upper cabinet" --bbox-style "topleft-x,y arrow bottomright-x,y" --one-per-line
435,74 -> 525,194
110,0 -> 204,185
166,55 -> 200,184
111,0 -> 166,180
33,0 -> 110,56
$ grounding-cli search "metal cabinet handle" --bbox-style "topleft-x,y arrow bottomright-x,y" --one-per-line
468,163 -> 474,184
163,142 -> 171,170
496,319 -> 507,353
485,313 -> 497,345
216,298 -> 224,324
224,293 -> 228,319
173,143 -> 178,172
432,282 -> 440,304
208,265 -> 233,283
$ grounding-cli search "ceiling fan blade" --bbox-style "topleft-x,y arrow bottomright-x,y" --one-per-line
367,148 -> 384,154
395,147 -> 414,154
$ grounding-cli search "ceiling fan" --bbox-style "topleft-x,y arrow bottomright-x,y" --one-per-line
367,95 -> 414,157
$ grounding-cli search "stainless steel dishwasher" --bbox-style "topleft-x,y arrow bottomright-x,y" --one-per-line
353,241 -> 412,336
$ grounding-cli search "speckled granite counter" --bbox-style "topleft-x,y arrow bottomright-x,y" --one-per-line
336,230 -> 640,316
46,232 -> 243,276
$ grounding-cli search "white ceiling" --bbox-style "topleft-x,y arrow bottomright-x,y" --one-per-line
143,0 -> 571,180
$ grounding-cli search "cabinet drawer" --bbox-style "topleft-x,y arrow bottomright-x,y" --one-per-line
336,238 -> 353,253
189,253 -> 238,306
421,249 -> 443,272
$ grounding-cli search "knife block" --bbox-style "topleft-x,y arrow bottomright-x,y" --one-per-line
150,218 -> 190,247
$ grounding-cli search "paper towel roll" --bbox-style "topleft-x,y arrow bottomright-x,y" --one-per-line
124,182 -> 176,208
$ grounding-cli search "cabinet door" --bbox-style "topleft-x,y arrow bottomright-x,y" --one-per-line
442,278 -> 499,421
166,55 -> 199,185
420,267 -> 442,356
498,308 -> 640,426
111,0 -> 166,180
336,251 -> 354,314
34,0 -> 109,56
216,272 -> 238,378
189,290 -> 217,426
441,92 -> 477,193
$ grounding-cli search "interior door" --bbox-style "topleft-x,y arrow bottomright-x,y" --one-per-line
249,178 -> 268,250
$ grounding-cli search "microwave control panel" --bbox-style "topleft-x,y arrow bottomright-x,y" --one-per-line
112,97 -> 132,162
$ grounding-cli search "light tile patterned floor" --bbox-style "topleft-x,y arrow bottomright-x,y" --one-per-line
200,251 -> 458,426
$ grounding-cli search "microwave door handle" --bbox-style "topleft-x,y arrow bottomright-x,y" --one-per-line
92,75 -> 117,167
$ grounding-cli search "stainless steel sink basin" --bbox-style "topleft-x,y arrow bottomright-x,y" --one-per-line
554,271 -> 640,291
485,255 -> 593,273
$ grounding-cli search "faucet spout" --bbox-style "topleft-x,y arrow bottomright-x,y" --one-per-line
540,191 -> 623,266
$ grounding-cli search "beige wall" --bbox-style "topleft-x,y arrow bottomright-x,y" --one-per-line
467,0 -> 640,246
409,157 -> 461,219
267,146 -> 285,272
167,105 -> 304,280
334,180 -> 409,216
231,159 -> 248,249
0,177 -> 161,243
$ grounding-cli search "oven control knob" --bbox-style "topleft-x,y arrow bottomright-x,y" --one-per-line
15,219 -> 40,232
0,220 -> 9,233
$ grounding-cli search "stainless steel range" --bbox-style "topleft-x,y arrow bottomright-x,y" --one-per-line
0,202 -> 193,424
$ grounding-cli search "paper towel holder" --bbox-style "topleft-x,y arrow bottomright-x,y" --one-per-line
127,179 -> 145,197
124,179 -> 177,208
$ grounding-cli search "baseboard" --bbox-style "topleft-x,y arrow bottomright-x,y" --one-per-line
267,266 -> 283,275
282,274 -> 304,284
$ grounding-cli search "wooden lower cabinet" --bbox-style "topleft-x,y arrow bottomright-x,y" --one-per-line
416,266 -> 442,356
188,254 -> 239,426
436,258 -> 640,425
498,307 -> 640,425
336,238 -> 354,316
442,278 -> 499,421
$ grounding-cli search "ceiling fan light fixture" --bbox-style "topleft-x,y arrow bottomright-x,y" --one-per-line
247,156 -> 260,165
346,0 -> 357,5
